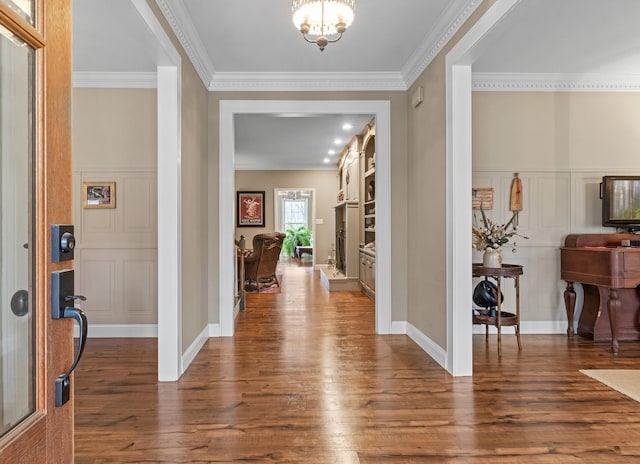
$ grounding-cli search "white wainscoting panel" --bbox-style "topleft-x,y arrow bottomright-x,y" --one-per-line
74,169 -> 158,329
472,169 -> 640,331
123,257 -> 158,317
76,248 -> 157,325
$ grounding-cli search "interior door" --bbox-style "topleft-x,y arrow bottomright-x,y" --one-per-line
0,0 -> 75,462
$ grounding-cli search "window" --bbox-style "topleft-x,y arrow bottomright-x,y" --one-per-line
283,198 -> 308,230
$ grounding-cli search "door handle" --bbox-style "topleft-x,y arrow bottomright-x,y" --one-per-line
51,270 -> 88,407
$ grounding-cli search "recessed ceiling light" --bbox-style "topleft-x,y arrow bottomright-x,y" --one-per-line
342,123 -> 353,131
328,149 -> 336,155
323,158 -> 331,163
334,138 -> 343,145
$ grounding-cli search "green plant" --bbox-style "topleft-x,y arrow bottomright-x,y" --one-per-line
282,225 -> 312,257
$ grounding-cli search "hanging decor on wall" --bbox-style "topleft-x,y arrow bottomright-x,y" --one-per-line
472,187 -> 494,210
509,173 -> 523,226
237,191 -> 265,227
82,181 -> 116,209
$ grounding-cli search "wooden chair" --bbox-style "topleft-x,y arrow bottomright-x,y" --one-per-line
244,232 -> 285,292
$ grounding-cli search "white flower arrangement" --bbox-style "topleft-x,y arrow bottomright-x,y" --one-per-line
472,207 -> 528,252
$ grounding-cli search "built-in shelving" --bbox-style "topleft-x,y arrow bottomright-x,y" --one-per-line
359,121 -> 376,301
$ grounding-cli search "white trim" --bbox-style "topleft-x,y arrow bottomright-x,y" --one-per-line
446,64 -> 474,377
74,324 -> 158,338
72,72 -> 157,89
155,0 -> 215,88
406,323 -> 448,370
445,0 -> 523,377
216,100 -> 392,337
473,72 -> 640,92
390,321 -> 407,335
403,0 -> 484,88
210,72 -> 406,92
182,325 -> 210,371
156,66 -> 183,382
132,0 -> 184,383
208,323 -> 221,337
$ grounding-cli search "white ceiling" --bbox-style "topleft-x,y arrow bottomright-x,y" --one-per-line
72,0 -> 640,169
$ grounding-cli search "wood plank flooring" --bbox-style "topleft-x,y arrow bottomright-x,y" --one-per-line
74,260 -> 640,463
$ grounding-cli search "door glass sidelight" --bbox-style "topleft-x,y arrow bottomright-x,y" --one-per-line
0,24 -> 35,437
0,0 -> 35,26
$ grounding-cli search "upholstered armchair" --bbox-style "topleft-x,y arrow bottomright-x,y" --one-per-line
244,232 -> 285,292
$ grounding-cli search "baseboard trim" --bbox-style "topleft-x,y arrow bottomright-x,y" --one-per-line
406,322 -> 448,370
390,321 -> 407,334
208,323 -> 221,337
182,325 -> 210,372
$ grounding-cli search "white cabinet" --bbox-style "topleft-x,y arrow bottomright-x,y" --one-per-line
359,250 -> 375,300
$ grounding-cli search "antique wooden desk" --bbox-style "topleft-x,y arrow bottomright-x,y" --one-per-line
561,233 -> 640,354
472,263 -> 523,357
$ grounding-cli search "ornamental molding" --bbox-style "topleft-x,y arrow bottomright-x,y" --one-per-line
402,0 -> 484,88
155,0 -> 215,88
209,72 -> 407,92
156,0 -> 482,92
473,73 -> 640,92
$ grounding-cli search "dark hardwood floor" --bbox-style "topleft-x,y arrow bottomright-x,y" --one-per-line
75,260 -> 640,463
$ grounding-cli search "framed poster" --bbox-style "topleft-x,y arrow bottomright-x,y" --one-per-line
82,181 -> 116,209
237,190 -> 265,227
472,187 -> 494,210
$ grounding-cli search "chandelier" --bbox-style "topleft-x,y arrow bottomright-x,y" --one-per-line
292,0 -> 356,52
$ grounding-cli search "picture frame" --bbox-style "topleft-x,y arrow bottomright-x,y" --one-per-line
472,187 -> 494,210
82,181 -> 116,209
237,190 -> 265,227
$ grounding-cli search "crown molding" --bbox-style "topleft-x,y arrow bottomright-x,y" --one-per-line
209,72 -> 407,92
156,0 -> 481,92
402,0 -> 483,88
155,0 -> 215,88
73,72 -> 157,88
472,73 -> 640,92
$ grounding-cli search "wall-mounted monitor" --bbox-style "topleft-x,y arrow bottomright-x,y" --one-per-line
601,175 -> 640,231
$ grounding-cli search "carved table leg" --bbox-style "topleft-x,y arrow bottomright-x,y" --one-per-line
563,281 -> 576,337
608,288 -> 620,354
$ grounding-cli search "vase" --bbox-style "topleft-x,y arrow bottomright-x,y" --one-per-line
483,247 -> 502,268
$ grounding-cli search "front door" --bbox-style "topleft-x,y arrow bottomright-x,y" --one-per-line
0,0 -> 75,462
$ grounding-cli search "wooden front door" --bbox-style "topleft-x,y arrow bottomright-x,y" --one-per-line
0,0 -> 75,462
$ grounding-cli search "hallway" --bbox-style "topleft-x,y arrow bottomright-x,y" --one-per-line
75,261 -> 640,463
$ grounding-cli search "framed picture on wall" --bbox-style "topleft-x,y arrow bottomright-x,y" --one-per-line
472,187 -> 494,210
82,181 -> 116,209
237,190 -> 265,227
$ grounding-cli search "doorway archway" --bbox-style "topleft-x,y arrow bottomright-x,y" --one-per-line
216,100 -> 392,336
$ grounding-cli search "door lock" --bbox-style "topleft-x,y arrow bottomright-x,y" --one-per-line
51,224 -> 75,262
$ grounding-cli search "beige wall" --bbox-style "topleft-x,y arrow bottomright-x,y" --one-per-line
74,2 -> 210,351
146,0 -> 210,351
235,170 -> 337,260
209,91 -> 409,324
406,1 -> 497,348
180,50 -> 210,351
73,88 -> 158,327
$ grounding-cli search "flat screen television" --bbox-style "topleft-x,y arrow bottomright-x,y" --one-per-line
601,175 -> 640,230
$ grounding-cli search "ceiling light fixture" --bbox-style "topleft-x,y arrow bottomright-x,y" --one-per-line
292,0 -> 356,52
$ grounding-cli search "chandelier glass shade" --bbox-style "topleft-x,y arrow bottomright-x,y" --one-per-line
292,0 -> 356,51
